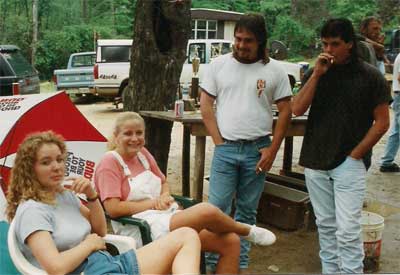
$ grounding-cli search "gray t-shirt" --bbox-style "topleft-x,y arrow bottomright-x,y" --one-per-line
14,191 -> 91,268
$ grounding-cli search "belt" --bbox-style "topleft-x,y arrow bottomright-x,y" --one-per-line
223,136 -> 268,144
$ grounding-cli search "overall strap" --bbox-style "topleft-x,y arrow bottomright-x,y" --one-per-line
109,151 -> 131,176
137,152 -> 150,170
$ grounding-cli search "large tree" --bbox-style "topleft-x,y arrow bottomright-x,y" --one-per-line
123,0 -> 191,173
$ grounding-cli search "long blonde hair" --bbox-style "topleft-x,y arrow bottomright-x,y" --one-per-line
6,131 -> 67,221
107,112 -> 145,150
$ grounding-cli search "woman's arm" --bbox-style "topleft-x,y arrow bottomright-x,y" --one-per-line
67,177 -> 107,236
104,197 -> 157,218
26,230 -> 105,275
156,181 -> 174,210
80,201 -> 107,237
104,180 -> 173,218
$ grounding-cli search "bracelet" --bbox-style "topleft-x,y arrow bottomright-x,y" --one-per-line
87,193 -> 99,202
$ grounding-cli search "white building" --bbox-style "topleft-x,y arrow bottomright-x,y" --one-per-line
190,8 -> 243,41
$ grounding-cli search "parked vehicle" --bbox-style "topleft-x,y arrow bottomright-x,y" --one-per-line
180,39 -> 302,89
93,39 -> 132,100
53,51 -> 95,97
93,39 -> 302,105
385,28 -> 400,63
384,28 -> 400,73
0,45 -> 40,96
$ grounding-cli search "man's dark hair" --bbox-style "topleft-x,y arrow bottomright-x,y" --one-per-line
320,18 -> 359,63
234,13 -> 269,64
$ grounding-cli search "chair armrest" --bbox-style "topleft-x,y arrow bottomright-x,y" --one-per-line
104,234 -> 136,254
109,215 -> 153,245
7,220 -> 47,275
172,195 -> 198,208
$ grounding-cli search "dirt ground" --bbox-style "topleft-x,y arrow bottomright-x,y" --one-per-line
76,99 -> 400,274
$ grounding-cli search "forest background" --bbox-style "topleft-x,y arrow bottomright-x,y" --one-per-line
0,0 -> 399,80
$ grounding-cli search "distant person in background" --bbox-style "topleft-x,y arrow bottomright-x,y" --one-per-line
293,18 -> 391,273
380,52 -> 400,172
360,16 -> 389,74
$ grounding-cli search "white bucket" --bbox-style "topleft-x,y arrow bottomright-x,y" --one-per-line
361,211 -> 384,272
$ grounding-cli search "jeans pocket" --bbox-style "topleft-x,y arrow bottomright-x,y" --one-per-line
344,156 -> 366,172
255,136 -> 271,152
215,142 -> 227,147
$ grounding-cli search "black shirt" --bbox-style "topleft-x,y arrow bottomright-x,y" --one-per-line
299,60 -> 392,170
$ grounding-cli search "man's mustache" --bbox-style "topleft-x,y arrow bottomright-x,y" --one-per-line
233,46 -> 250,53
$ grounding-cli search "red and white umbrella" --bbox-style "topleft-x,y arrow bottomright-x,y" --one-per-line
0,91 -> 107,193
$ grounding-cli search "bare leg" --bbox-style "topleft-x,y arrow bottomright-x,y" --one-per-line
199,230 -> 240,274
136,227 -> 201,274
170,202 -> 250,235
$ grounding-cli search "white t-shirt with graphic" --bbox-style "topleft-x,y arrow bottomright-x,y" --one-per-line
200,53 -> 292,140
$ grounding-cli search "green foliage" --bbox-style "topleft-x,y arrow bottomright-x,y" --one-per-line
35,24 -> 117,79
1,0 -> 398,80
331,0 -> 379,28
0,15 -> 32,58
259,0 -> 291,37
270,16 -> 316,58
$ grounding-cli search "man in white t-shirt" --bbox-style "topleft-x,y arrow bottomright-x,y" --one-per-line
200,13 -> 292,271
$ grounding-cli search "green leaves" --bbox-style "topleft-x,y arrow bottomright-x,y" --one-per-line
1,0 -> 398,80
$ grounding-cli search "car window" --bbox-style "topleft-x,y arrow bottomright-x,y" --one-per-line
71,54 -> 96,67
100,46 -> 131,62
1,50 -> 35,75
188,43 -> 206,64
0,56 -> 12,77
211,42 -> 232,59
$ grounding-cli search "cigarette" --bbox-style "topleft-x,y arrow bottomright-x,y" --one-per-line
321,58 -> 333,65
258,167 -> 263,172
62,180 -> 73,187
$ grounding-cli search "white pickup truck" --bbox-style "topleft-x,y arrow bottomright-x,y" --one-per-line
93,39 -> 302,103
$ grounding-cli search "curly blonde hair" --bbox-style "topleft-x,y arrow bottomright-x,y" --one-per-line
6,131 -> 67,221
107,112 -> 145,150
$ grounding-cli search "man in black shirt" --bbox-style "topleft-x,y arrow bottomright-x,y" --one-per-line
293,18 -> 391,273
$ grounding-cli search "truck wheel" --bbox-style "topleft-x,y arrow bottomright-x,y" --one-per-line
114,85 -> 128,109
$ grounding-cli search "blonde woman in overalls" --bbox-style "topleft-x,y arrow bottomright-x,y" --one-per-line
94,112 -> 276,274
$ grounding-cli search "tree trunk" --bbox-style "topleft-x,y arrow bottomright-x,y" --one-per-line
0,0 -> 7,35
124,0 -> 191,174
31,0 -> 38,65
110,0 -> 116,32
82,0 -> 88,23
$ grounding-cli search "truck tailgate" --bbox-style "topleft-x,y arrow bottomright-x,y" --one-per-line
55,68 -> 94,89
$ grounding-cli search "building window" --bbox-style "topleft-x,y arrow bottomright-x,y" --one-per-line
191,20 -> 217,39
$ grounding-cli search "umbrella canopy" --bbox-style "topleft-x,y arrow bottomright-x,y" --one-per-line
0,91 -> 107,194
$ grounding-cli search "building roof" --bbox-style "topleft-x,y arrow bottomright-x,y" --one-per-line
191,8 -> 243,21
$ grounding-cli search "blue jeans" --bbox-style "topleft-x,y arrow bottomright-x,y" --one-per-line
381,93 -> 400,166
206,136 -> 271,270
305,156 -> 366,274
71,250 -> 139,275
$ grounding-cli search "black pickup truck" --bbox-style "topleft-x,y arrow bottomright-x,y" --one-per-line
0,45 -> 40,96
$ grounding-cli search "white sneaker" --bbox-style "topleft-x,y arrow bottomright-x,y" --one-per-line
243,225 -> 276,246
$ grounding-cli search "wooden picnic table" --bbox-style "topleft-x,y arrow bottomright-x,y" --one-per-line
140,110 -> 307,201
